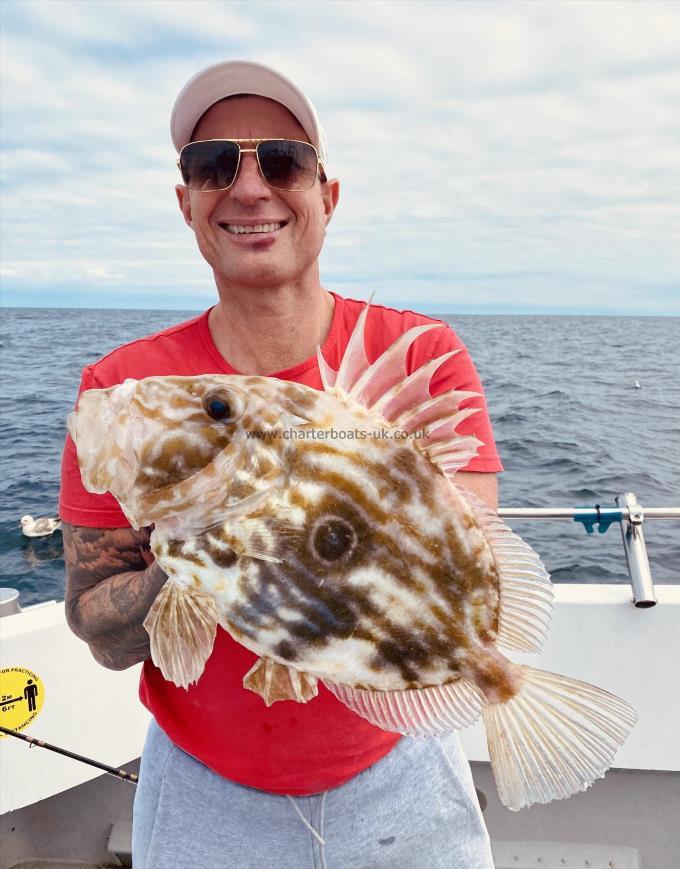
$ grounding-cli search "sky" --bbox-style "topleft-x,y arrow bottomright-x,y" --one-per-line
1,0 -> 679,315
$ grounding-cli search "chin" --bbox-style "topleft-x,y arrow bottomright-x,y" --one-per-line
220,268 -> 293,289
217,257 -> 311,289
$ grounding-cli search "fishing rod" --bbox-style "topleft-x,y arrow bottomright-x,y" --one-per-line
0,725 -> 138,784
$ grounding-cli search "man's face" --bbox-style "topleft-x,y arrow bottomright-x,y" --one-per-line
176,95 -> 339,290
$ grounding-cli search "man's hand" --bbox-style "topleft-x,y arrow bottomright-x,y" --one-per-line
63,523 -> 168,671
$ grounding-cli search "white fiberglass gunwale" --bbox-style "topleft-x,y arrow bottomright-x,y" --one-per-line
1,583 -> 679,814
1,493 -> 678,813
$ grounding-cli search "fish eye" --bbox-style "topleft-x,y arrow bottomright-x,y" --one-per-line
202,388 -> 243,422
310,515 -> 358,564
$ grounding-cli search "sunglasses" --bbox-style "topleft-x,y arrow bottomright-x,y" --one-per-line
177,138 -> 327,193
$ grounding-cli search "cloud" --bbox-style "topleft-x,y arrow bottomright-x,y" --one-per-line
1,0 -> 679,314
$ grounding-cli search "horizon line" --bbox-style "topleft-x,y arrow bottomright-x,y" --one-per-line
2,302 -> 678,318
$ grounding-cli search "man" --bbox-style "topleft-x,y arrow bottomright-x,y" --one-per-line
60,60 -> 502,868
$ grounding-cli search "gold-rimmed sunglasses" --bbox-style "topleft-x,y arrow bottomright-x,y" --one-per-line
177,138 -> 327,192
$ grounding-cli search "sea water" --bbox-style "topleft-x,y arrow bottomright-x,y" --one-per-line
1,307 -> 678,606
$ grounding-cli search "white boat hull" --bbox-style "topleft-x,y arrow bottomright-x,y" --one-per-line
1,584 -> 679,867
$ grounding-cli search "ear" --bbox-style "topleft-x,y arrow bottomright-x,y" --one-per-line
321,178 -> 340,227
175,184 -> 193,228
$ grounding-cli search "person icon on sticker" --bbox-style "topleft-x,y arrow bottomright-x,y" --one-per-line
24,679 -> 39,712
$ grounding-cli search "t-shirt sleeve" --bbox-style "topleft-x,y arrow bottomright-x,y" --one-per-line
59,365 -> 131,528
413,324 -> 503,473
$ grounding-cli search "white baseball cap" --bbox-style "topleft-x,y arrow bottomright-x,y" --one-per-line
170,59 -> 328,165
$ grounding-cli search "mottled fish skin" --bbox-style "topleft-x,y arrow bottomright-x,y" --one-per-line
152,404 -> 504,695
72,368 -> 508,695
72,365 -> 513,698
69,375 -> 320,531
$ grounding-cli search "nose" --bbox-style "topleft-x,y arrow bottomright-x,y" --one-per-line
229,152 -> 271,205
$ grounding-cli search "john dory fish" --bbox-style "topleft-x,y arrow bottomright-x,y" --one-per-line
68,303 -> 636,811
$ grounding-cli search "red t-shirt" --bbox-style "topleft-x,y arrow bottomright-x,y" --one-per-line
60,292 -> 503,795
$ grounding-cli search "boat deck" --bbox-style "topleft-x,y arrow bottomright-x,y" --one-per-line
2,585 -> 679,868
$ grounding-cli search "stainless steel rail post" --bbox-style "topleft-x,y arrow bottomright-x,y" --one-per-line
616,492 -> 657,608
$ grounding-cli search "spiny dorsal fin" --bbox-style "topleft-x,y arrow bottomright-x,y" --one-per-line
372,351 -> 460,420
396,389 -> 480,433
316,346 -> 337,390
453,484 -> 553,653
422,410 -> 481,442
316,299 -> 484,471
316,299 -> 441,403
334,302 -> 371,392
409,434 -> 482,477
350,323 -> 442,405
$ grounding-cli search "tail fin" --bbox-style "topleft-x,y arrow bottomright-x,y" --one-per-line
483,665 -> 637,811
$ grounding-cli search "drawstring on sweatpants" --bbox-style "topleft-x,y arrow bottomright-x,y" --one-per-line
318,791 -> 327,869
286,795 -> 326,847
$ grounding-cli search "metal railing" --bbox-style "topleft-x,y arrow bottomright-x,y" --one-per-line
1,493 -> 677,619
499,492 -> 680,608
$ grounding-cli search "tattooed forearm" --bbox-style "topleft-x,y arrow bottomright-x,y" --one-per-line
63,523 -> 168,670
87,622 -> 158,671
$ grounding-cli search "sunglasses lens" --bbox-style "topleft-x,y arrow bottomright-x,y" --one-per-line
257,140 -> 319,190
179,141 -> 240,191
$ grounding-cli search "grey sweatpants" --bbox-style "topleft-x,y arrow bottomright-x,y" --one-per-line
132,718 -> 494,868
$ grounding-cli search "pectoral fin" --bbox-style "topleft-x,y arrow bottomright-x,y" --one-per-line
243,657 -> 318,706
143,577 -> 219,690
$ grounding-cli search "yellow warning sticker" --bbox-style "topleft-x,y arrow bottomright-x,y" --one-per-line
0,667 -> 45,737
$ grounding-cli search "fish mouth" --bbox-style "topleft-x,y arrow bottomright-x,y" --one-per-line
112,445 -> 139,498
69,385 -> 142,497
133,442 -> 241,526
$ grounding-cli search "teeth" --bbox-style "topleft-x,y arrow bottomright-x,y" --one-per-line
225,222 -> 282,234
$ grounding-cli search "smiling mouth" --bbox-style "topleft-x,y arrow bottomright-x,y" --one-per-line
220,221 -> 287,235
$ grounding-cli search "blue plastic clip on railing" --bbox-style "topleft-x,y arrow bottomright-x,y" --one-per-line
573,505 -> 623,535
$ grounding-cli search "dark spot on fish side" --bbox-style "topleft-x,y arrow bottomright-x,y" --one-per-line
311,516 -> 357,563
378,836 -> 395,846
275,640 -> 298,661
